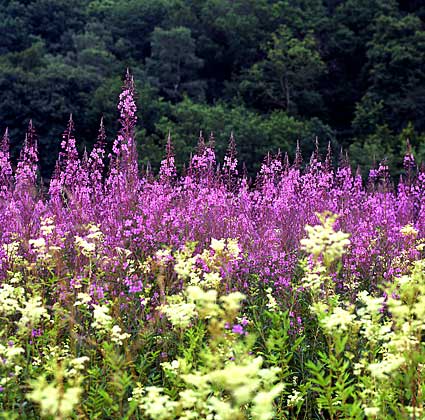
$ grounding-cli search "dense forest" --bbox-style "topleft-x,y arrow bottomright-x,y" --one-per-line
1,0 -> 425,178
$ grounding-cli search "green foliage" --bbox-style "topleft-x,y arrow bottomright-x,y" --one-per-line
240,25 -> 326,115
90,0 -> 170,60
349,123 -> 425,177
0,42 -> 109,175
297,214 -> 425,419
146,27 -> 205,102
2,216 -> 425,418
1,0 -> 425,176
363,14 -> 425,132
352,94 -> 385,137
349,125 -> 399,176
155,97 -> 335,174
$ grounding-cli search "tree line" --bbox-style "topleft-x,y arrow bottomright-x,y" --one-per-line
1,0 -> 424,178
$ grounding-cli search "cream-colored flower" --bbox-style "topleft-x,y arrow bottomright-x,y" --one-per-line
161,301 -> 197,329
220,292 -> 246,313
40,221 -> 55,236
226,238 -> 241,258
186,286 -> 220,317
75,236 -> 96,256
69,356 -> 89,371
128,383 -> 144,403
28,378 -> 61,417
357,291 -> 385,315
368,354 -> 405,379
155,248 -> 171,265
210,238 -> 226,253
29,237 -> 46,250
161,359 -> 180,372
86,224 -> 103,241
174,254 -> 196,280
0,283 -> 24,314
0,343 -> 24,365
265,288 -> 278,312
202,271 -> 222,289
91,304 -> 112,332
28,375 -> 82,419
110,325 -> 131,345
138,386 -> 178,420
60,386 -> 82,416
364,406 -> 380,417
9,271 -> 23,284
74,292 -> 92,306
287,389 -> 304,408
251,383 -> 285,420
300,213 -> 350,264
179,389 -> 198,408
18,295 -> 49,331
321,306 -> 356,333
400,224 -> 418,238
2,241 -> 20,258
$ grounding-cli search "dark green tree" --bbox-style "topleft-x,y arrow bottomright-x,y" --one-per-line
318,0 -> 399,140
154,97 -> 335,174
360,14 -> 425,132
0,1 -> 31,54
24,0 -> 87,53
91,0 -> 170,60
1,0 -> 425,178
146,26 -> 205,102
0,42 -> 104,176
240,26 -> 325,115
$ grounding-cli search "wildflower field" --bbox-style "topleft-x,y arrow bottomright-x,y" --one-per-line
1,73 -> 425,419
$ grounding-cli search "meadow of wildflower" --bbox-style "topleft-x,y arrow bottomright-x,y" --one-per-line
0,72 -> 425,419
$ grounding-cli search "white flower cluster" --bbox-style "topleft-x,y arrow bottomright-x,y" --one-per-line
136,356 -> 283,420
152,274 -> 282,420
0,342 -> 24,387
0,283 -> 24,314
2,241 -> 26,265
75,224 -> 104,257
210,238 -> 241,258
75,236 -> 96,256
319,305 -> 356,333
161,284 -> 247,331
173,238 -> 241,290
265,287 -> 278,312
91,303 -> 130,345
40,217 -> 55,236
400,223 -> 419,238
66,356 -> 90,377
305,216 -> 425,418
28,218 -> 64,262
161,359 -> 180,373
136,386 -> 179,420
0,282 -> 49,333
300,213 -> 350,265
91,304 -> 112,333
74,292 -> 92,307
18,296 -> 49,332
0,343 -> 24,366
110,325 -> 131,345
28,374 -> 82,419
286,389 -> 304,408
28,237 -> 47,257
160,300 -> 197,329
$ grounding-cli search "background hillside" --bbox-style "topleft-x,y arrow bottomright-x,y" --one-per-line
1,0 -> 425,177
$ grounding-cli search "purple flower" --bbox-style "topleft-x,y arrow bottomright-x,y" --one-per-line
232,324 -> 244,335
240,317 -> 249,326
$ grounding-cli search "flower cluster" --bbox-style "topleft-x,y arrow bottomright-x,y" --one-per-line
0,72 -> 424,419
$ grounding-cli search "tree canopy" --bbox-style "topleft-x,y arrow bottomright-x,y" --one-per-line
0,0 -> 424,177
